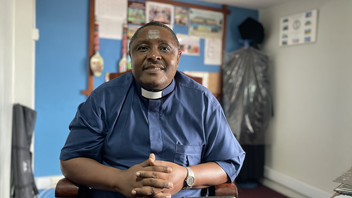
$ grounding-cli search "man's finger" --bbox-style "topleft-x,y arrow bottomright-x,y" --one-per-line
137,170 -> 160,178
137,165 -> 172,175
149,153 -> 156,166
149,153 -> 155,161
136,170 -> 173,181
154,192 -> 172,198
132,186 -> 171,198
140,153 -> 156,167
153,159 -> 167,166
131,186 -> 158,196
138,177 -> 173,189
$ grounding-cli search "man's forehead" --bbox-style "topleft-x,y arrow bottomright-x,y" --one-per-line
147,29 -> 160,39
138,26 -> 170,38
131,26 -> 178,47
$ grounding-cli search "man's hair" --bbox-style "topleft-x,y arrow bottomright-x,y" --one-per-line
129,21 -> 180,51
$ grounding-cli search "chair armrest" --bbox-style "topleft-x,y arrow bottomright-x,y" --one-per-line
55,178 -> 92,198
214,183 -> 238,197
55,178 -> 79,197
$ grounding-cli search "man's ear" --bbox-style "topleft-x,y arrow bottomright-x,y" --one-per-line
176,51 -> 182,66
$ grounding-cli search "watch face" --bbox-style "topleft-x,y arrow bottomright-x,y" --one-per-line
186,176 -> 195,186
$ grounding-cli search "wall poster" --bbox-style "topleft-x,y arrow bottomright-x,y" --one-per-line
145,1 -> 174,28
189,8 -> 223,39
127,1 -> 146,25
176,34 -> 200,56
175,6 -> 189,26
279,9 -> 318,46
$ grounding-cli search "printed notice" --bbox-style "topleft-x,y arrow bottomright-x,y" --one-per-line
279,9 -> 318,46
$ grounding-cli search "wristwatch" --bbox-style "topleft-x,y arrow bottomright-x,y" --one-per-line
183,167 -> 195,189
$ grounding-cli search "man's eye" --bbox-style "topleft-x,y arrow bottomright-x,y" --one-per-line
137,46 -> 148,51
159,46 -> 171,52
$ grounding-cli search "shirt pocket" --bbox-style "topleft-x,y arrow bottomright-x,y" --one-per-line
174,143 -> 203,166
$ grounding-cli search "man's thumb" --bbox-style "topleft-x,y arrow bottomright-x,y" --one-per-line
148,153 -> 156,166
140,153 -> 156,167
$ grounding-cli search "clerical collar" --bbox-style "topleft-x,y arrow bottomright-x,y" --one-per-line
137,79 -> 175,100
141,88 -> 162,99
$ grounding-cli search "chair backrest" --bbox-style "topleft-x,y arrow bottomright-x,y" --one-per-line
105,71 -> 131,82
105,71 -> 203,85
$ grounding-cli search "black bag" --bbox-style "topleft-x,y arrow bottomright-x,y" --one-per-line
11,104 -> 38,198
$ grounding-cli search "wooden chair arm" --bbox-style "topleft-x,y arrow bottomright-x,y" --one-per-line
55,178 -> 238,198
55,178 -> 79,197
55,178 -> 92,198
214,183 -> 238,197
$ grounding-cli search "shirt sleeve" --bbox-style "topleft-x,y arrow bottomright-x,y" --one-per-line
60,91 -> 106,162
203,100 -> 245,182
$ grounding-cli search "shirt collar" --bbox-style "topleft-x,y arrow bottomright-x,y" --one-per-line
135,79 -> 175,100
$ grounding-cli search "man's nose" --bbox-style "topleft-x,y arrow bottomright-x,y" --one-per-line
148,48 -> 162,61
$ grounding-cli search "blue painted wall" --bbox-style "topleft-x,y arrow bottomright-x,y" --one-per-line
35,0 -> 257,177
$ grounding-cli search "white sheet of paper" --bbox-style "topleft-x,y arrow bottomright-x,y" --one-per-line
95,0 -> 127,19
97,16 -> 124,39
95,0 -> 127,40
204,38 -> 222,65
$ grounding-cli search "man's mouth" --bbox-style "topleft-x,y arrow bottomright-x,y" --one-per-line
144,64 -> 165,72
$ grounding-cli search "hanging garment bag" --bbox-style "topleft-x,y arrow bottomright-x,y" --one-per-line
11,104 -> 38,198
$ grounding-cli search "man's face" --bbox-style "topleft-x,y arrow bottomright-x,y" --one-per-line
129,26 -> 181,91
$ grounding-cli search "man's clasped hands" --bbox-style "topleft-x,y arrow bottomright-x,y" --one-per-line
119,153 -> 187,198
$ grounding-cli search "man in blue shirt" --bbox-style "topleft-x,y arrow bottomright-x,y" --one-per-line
60,21 -> 245,198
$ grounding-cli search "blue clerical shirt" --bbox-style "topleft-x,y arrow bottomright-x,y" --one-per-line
60,71 -> 245,198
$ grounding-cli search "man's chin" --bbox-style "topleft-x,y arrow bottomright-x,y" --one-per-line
137,73 -> 171,90
140,80 -> 165,91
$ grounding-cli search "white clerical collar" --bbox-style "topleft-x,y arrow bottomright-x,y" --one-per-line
141,88 -> 163,99
137,78 -> 175,100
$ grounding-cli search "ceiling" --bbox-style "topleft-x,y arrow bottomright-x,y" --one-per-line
197,0 -> 292,10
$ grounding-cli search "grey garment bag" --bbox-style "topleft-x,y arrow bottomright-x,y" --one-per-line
11,104 -> 38,198
223,47 -> 273,145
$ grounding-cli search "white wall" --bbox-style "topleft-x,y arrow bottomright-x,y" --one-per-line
0,0 -> 36,197
260,0 -> 352,197
13,0 -> 37,108
0,1 -> 15,197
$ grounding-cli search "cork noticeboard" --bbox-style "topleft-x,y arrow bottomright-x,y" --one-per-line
208,72 -> 221,98
185,71 -> 221,101
83,0 -> 228,99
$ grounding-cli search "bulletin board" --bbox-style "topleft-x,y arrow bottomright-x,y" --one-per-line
83,0 -> 230,100
128,0 -> 229,69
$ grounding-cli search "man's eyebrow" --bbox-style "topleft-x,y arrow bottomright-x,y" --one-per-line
133,39 -> 175,46
131,40 -> 150,48
158,39 -> 174,45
